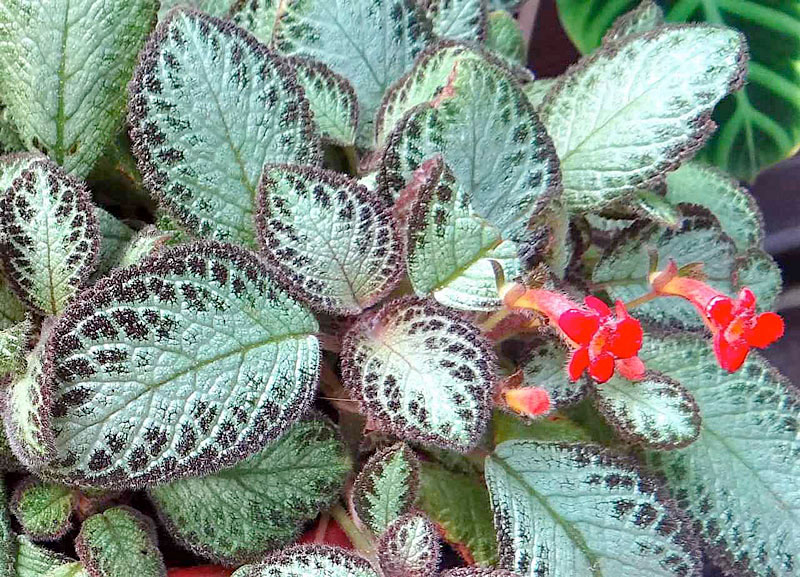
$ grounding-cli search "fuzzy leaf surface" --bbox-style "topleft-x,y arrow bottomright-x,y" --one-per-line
232,546 -> 379,577
0,479 -> 11,577
485,440 -> 700,577
40,242 -> 319,488
342,297 -> 496,451
43,563 -> 89,577
256,165 -> 401,315
0,0 -> 157,176
149,419 -> 351,565
378,512 -> 441,577
519,337 -> 587,410
94,209 -> 134,277
0,317 -> 31,378
5,349 -> 53,467
0,159 -> 99,315
733,248 -> 782,311
129,9 -> 320,246
115,227 -> 172,270
641,333 -> 800,577
540,25 -> 746,211
230,0 -> 280,43
15,536 -> 73,577
442,570 -> 517,577
11,478 -> 74,541
424,0 -> 487,42
486,10 -> 525,65
522,78 -> 556,110
603,0 -> 663,44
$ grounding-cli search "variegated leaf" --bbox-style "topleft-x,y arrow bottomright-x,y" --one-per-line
0,479 -> 11,577
288,58 -> 359,146
149,418 -> 351,565
75,507 -> 165,577
733,248 -> 782,312
353,443 -> 420,536
485,10 -> 524,66
0,0 -> 157,176
0,317 -> 31,378
630,190 -> 681,228
442,570 -> 516,577
15,535 -> 73,577
519,337 -> 587,410
38,242 -> 319,488
10,478 -> 74,541
406,158 -> 521,311
342,297 -> 496,451
129,9 -> 320,246
423,0 -> 487,43
378,512 -> 441,577
602,0 -> 663,45
592,372 -> 700,450
521,78 -> 556,110
380,57 -> 560,242
540,26 -> 746,211
641,333 -> 800,577
43,562 -> 89,577
485,441 -> 700,577
273,0 -> 433,147
230,0 -> 280,43
115,226 -> 172,270
0,159 -> 99,315
5,347 -> 53,467
256,165 -> 402,315
232,546 -> 379,577
158,0 -> 231,20
94,209 -> 134,277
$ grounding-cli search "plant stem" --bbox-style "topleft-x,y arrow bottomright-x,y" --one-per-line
625,291 -> 659,309
330,503 -> 376,556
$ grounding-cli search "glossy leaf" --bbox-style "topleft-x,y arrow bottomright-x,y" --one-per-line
231,546 -> 379,577
540,25 -> 746,211
733,248 -> 782,312
129,9 -> 320,245
39,242 -> 320,488
149,419 -> 351,565
485,10 -> 525,66
342,297 -> 496,451
485,440 -> 700,576
423,0 -> 487,42
377,512 -> 441,577
10,478 -> 74,541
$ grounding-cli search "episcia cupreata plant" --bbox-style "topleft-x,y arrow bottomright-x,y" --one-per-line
0,0 -> 794,576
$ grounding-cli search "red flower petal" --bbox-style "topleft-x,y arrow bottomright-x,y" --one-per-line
589,352 -> 615,383
737,287 -> 757,311
585,296 -> 611,317
713,334 -> 750,372
568,347 -> 590,381
607,317 -> 643,359
559,309 -> 599,344
746,312 -> 785,348
616,356 -> 646,381
505,387 -> 551,417
707,296 -> 734,327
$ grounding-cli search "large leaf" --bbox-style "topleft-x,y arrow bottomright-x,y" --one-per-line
273,0 -> 433,146
0,0 -> 156,176
37,242 -> 319,488
380,57 -> 561,242
406,158 -> 521,311
377,512 -> 441,577
232,546 -> 379,577
641,333 -> 800,577
342,297 -> 496,451
256,165 -> 402,315
485,440 -> 700,577
129,9 -> 320,246
0,158 -> 99,315
539,25 -> 746,211
75,507 -> 165,577
10,478 -> 74,541
149,418 -> 351,565
423,0 -> 487,42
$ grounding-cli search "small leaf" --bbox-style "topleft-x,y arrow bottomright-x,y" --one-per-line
273,0 -> 433,147
288,58 -> 359,146
602,0 -> 664,45
519,337 -> 588,410
417,460 -> 498,566
10,478 -> 75,541
232,545 -> 379,577
114,227 -> 172,270
353,443 -> 420,536
129,9 -> 320,246
149,418 -> 351,565
485,10 -> 525,66
485,440 -> 700,576
521,78 -> 556,110
442,569 -> 517,577
0,0 -> 157,176
630,190 -> 681,228
93,209 -> 134,277
39,242 -> 320,488
43,562 -> 89,577
15,535 -> 73,577
664,162 -> 764,251
230,0 -> 280,43
377,512 -> 441,577
540,25 -> 746,211
76,507 -> 166,577
5,348 -> 54,467
380,57 -> 560,243
0,159 -> 99,315
423,0 -> 487,43
489,0 -> 521,9
591,372 -> 700,450
406,158 -> 522,311
0,317 -> 31,379
342,297 -> 496,451
256,165 -> 402,315
0,479 -> 13,577
733,248 -> 782,312
0,277 -> 26,333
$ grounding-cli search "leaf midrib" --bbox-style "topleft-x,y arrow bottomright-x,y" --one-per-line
55,0 -> 70,165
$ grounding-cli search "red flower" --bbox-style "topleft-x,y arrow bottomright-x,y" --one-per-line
503,285 -> 645,383
504,386 -> 551,417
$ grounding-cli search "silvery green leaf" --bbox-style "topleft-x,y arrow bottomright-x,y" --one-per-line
256,165 -> 402,315
114,226 -> 172,270
273,0 -> 433,147
0,159 -> 99,315
592,214 -> 737,329
380,57 -> 560,243
592,372 -> 700,450
232,546 -> 379,577
94,209 -> 134,277
602,0 -> 664,45
149,418 -> 351,564
158,0 -> 231,20
488,0 -> 521,10
0,0 -> 157,176
519,337 -> 587,410
540,25 -> 747,211
641,333 -> 800,577
378,512 -> 441,577
353,443 -> 420,536
288,58 -> 359,146
733,248 -> 782,312
15,536 -> 73,577
406,158 -> 522,311
5,348 -> 54,468
230,0 -> 279,43
0,153 -> 38,193
442,570 -> 516,577
10,478 -> 74,542
129,9 -> 320,246
0,479 -> 12,577
39,242 -> 319,488
43,562 -> 89,577
629,190 -> 681,228
664,162 -> 764,251
75,507 -> 165,577
485,441 -> 700,577
423,0 -> 487,43
485,10 -> 525,66
342,297 -> 496,451
0,317 -> 31,378
521,78 -> 555,110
